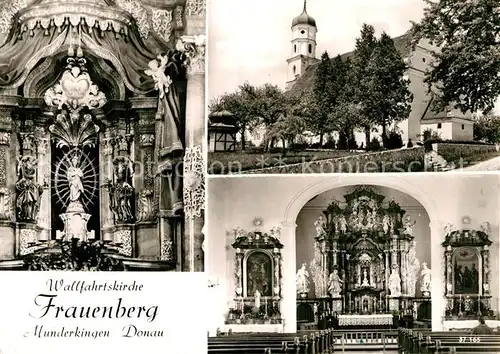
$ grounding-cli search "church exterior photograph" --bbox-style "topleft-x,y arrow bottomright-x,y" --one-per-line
0,0 -> 206,271
207,0 -> 500,174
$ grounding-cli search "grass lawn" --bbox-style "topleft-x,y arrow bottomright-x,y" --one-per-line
208,150 -> 358,174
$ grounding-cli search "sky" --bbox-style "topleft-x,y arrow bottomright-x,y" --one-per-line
207,0 -> 428,101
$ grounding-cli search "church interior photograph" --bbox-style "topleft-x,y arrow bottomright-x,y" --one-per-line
206,174 -> 500,352
0,0 -> 206,272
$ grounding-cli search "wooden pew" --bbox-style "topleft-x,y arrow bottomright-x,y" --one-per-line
398,328 -> 500,353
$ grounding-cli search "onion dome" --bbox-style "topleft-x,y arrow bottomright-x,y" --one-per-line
291,0 -> 316,28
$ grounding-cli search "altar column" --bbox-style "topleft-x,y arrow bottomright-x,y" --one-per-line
430,220 -> 445,331
0,105 -> 15,260
34,126 -> 50,241
280,220 -> 297,333
180,18 -> 206,272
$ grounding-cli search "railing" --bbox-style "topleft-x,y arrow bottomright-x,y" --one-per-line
445,294 -> 496,319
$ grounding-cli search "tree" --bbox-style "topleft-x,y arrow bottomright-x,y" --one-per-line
308,52 -> 334,145
364,32 -> 413,146
473,114 -> 500,143
352,24 -> 377,145
412,0 -> 500,114
208,82 -> 262,150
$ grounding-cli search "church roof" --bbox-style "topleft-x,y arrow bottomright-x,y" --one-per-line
292,1 -> 316,28
288,31 -> 413,95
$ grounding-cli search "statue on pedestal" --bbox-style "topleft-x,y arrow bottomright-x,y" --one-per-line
254,290 -> 261,310
15,156 -> 43,222
328,269 -> 343,297
314,215 -> 326,237
362,268 -> 370,286
420,262 -> 431,296
296,263 -> 310,296
389,268 -> 402,296
403,216 -> 416,236
105,157 -> 134,223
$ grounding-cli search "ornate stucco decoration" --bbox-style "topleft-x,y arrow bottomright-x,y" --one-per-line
183,145 -> 204,219
1,0 -> 175,43
185,0 -> 205,16
176,35 -> 205,75
44,57 -> 107,114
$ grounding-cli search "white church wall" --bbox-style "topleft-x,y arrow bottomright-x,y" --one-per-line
206,175 -> 500,332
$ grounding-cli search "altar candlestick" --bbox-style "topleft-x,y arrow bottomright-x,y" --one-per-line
265,297 -> 268,315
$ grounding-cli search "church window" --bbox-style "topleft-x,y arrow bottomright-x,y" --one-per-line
422,57 -> 426,63
437,123 -> 442,129
293,65 -> 296,75
462,124 -> 465,130
294,44 -> 297,53
300,29 -> 305,35
308,44 -> 312,54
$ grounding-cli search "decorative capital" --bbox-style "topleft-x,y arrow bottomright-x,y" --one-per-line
185,0 -> 206,17
176,35 -> 206,75
19,132 -> 36,152
183,145 -> 205,219
0,132 -> 10,146
139,134 -> 155,147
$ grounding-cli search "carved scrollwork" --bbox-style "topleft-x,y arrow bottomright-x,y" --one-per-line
151,8 -> 173,43
183,145 -> 205,219
139,133 -> 155,147
176,35 -> 206,75
136,188 -> 158,222
15,156 -> 44,222
186,0 -> 206,17
49,112 -> 100,149
44,57 -> 107,115
0,187 -> 15,221
116,230 -> 132,257
0,132 -> 11,146
160,234 -> 174,261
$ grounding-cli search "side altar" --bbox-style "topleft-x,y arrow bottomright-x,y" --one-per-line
296,187 -> 432,329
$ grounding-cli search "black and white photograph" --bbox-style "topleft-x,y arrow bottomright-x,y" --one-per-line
206,173 -> 500,348
207,0 -> 500,174
0,0 -> 206,272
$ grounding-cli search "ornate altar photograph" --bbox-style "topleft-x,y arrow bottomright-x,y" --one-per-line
295,186 -> 432,330
205,174 -> 500,335
0,0 -> 206,272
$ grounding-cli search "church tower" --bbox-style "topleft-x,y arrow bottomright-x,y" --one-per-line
286,0 -> 318,90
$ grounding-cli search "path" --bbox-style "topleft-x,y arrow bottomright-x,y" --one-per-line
451,156 -> 500,172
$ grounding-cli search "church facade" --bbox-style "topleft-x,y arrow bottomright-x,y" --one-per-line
285,2 -> 474,145
0,0 -> 205,271
206,174 -> 500,334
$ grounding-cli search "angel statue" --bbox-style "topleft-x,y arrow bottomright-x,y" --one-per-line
403,216 -> 416,236
145,54 -> 172,99
314,215 -> 327,237
481,221 -> 491,236
296,263 -> 310,295
420,262 -> 431,296
328,269 -> 343,297
338,215 -> 348,234
382,214 -> 391,234
388,268 -> 402,296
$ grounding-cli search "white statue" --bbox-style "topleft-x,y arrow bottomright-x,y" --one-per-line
403,216 -> 416,236
382,215 -> 391,234
339,215 -> 347,233
314,215 -> 327,237
481,221 -> 491,236
328,269 -> 343,297
296,263 -> 310,294
67,153 -> 84,203
420,262 -> 431,296
389,268 -> 402,296
145,54 -> 172,99
362,269 -> 369,286
254,290 -> 261,309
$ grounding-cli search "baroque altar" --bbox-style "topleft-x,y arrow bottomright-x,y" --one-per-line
303,186 -> 427,324
0,0 -> 206,271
